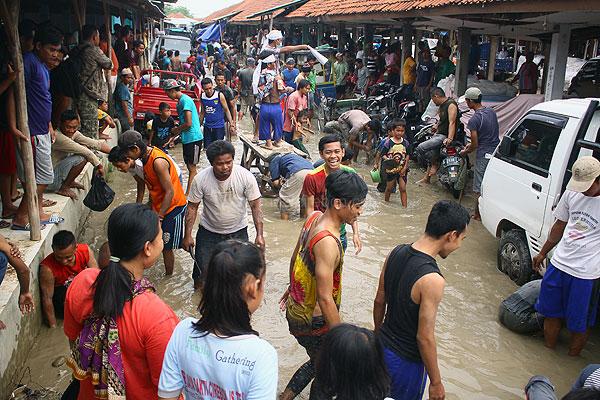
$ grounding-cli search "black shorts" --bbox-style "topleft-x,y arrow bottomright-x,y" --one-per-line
162,205 -> 186,251
182,140 -> 203,165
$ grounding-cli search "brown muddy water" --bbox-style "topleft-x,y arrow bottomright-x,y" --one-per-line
17,118 -> 594,399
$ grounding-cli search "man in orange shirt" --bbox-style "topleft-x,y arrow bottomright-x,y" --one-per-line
119,130 -> 187,275
39,230 -> 98,328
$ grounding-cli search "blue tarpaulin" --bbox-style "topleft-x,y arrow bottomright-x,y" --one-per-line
197,21 -> 226,43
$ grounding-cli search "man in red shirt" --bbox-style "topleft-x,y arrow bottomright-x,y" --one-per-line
39,230 -> 97,327
303,134 -> 362,253
282,79 -> 310,144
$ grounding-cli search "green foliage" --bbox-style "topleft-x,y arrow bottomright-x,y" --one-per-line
165,5 -> 194,18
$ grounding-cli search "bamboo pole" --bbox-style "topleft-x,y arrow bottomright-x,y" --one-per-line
0,0 -> 41,240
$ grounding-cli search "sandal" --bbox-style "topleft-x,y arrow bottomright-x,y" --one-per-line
11,192 -> 23,202
0,220 -> 10,229
11,223 -> 46,231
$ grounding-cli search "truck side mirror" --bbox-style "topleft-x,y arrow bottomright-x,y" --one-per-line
498,135 -> 513,156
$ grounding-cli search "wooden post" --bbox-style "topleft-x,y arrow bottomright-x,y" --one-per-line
103,0 -> 113,108
454,27 -> 472,97
0,0 -> 41,240
401,23 -> 413,85
269,14 -> 274,31
487,35 -> 499,81
513,37 -> 519,72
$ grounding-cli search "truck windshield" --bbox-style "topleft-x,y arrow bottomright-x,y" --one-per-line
162,38 -> 190,58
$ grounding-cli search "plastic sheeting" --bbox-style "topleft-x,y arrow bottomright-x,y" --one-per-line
459,94 -> 545,138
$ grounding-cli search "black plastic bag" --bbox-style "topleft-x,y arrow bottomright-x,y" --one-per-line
83,169 -> 115,212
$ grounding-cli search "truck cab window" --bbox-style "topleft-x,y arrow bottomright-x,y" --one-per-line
507,118 -> 562,173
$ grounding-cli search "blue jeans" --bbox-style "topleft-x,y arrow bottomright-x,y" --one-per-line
415,133 -> 446,164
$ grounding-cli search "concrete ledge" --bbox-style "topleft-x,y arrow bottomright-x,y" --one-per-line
0,129 -> 117,397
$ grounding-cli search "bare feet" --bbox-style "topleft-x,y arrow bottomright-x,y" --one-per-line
273,140 -> 283,147
416,177 -> 431,185
56,188 -> 78,200
471,213 -> 481,221
70,182 -> 85,190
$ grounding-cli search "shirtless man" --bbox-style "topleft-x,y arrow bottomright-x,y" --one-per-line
281,170 -> 368,399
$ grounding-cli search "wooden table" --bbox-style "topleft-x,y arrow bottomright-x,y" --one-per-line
239,132 -> 309,195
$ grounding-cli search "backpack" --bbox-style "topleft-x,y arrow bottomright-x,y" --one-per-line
51,43 -> 92,98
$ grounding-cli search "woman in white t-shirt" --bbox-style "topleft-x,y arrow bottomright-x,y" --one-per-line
158,240 -> 278,400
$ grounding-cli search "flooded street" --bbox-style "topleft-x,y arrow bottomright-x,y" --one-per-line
21,119 -> 593,399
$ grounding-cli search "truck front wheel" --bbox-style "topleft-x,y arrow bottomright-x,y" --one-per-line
498,229 -> 533,286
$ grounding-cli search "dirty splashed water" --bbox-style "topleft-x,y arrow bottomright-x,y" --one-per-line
21,118 -> 594,399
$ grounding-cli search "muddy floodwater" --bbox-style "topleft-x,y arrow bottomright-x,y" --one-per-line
19,119 -> 595,399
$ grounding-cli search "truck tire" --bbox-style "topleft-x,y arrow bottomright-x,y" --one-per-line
498,229 -> 533,286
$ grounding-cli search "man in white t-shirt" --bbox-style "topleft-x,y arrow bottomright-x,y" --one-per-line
183,140 -> 265,289
533,156 -> 600,356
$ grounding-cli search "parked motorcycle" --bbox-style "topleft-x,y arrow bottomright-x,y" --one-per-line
438,141 -> 470,199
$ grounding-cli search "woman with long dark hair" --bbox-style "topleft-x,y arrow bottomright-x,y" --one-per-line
315,324 -> 390,400
158,240 -> 278,399
64,203 -> 179,399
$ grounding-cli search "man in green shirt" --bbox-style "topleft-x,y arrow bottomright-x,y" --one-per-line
332,52 -> 349,99
435,45 -> 455,84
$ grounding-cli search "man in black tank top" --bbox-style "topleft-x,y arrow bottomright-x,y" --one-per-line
416,87 -> 459,185
373,200 -> 470,400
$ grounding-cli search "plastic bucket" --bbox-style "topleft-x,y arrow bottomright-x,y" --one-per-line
370,169 -> 381,183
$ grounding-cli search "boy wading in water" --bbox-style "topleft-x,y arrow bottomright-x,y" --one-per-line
374,119 -> 410,205
280,170 -> 368,400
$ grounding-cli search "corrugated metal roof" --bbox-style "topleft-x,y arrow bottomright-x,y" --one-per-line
204,0 -> 294,23
287,0 -> 508,18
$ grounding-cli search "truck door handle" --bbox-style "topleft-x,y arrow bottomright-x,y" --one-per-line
532,182 -> 542,192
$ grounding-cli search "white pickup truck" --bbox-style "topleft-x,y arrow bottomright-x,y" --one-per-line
479,98 -> 600,285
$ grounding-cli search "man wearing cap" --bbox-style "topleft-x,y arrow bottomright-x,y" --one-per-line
460,86 -> 499,220
533,156 -> 600,356
258,30 -> 309,61
164,79 -> 203,195
114,68 -> 134,130
282,58 -> 299,90
237,58 -> 256,121
332,52 -> 349,99
118,130 -> 187,276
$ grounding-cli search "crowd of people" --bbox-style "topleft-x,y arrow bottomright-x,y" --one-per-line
0,19 -> 598,400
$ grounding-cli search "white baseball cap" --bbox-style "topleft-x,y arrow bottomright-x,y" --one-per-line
464,87 -> 482,100
566,156 -> 600,192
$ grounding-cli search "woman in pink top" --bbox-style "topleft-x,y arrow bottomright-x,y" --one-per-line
64,203 -> 179,399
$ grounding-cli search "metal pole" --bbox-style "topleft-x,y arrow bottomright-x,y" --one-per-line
0,0 -> 41,240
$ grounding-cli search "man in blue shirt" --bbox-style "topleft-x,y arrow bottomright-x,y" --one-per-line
13,26 -> 62,230
268,153 -> 313,220
282,58 -> 299,90
164,79 -> 203,195
114,68 -> 134,130
199,77 -> 234,148
461,87 -> 499,220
